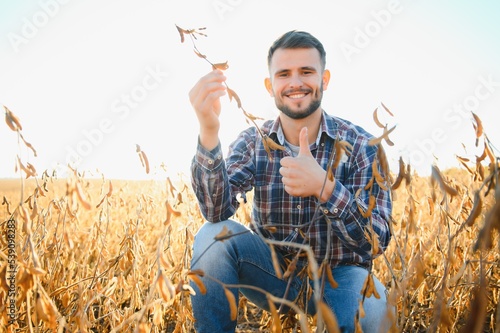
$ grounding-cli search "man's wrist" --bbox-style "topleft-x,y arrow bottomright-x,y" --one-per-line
318,177 -> 336,202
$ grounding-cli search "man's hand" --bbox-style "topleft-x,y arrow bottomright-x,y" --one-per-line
189,70 -> 227,150
280,127 -> 335,201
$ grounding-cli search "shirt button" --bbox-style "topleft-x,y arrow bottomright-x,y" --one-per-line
207,159 -> 213,165
333,208 -> 339,214
297,205 -> 302,210
323,209 -> 329,214
217,155 -> 222,160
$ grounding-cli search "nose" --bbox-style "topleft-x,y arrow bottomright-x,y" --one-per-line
289,73 -> 303,88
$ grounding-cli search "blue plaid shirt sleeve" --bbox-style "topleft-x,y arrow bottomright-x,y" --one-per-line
190,138 -> 236,222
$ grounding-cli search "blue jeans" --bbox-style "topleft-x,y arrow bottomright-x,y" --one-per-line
190,220 -> 391,333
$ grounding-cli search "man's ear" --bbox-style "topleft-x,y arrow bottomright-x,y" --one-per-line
264,77 -> 274,97
322,69 -> 331,90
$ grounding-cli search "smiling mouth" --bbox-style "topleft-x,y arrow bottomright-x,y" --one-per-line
284,90 -> 311,99
287,93 -> 307,99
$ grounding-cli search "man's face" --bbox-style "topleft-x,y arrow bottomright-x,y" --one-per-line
265,48 -> 330,119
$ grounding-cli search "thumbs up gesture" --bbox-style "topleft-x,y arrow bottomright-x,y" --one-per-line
280,127 -> 335,200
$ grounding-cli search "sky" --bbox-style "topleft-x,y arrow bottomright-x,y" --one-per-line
1,0 -> 499,180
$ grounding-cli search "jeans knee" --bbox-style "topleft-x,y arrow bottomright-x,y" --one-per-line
193,220 -> 248,244
191,220 -> 249,270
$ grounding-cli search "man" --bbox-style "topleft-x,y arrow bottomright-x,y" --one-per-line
188,30 -> 392,332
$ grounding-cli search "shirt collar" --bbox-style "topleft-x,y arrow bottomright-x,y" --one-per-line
269,110 -> 339,145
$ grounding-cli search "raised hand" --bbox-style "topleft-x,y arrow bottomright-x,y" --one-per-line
280,127 -> 335,200
189,70 -> 227,150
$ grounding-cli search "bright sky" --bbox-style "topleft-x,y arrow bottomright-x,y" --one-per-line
1,0 -> 499,180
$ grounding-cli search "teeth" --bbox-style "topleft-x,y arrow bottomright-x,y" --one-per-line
288,93 -> 306,99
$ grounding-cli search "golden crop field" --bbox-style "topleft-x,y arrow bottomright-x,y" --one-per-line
1,158 -> 499,332
1,106 -> 500,332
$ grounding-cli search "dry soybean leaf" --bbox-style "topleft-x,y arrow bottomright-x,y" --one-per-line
373,108 -> 385,128
484,141 -> 496,165
194,49 -> 207,59
95,196 -> 106,209
465,191 -> 482,226
227,87 -> 242,109
427,196 -> 435,215
157,272 -> 176,302
28,236 -> 46,275
17,156 -> 35,178
267,296 -> 282,333
270,244 -> 283,279
362,274 -> 380,299
224,287 -> 238,321
165,200 -> 181,225
30,198 -> 38,220
263,135 -> 285,151
368,125 -> 396,146
212,61 -> 229,70
372,159 -> 388,191
325,264 -> 338,289
107,180 -> 113,197
18,266 -> 35,291
318,301 -> 340,333
431,165 -> 458,196
380,102 -> 395,116
188,272 -> 207,295
167,177 -> 177,198
471,111 -> 483,146
283,256 -> 298,280
35,291 -> 59,329
354,315 -> 363,333
175,24 -> 186,43
391,157 -> 405,190
2,196 -> 12,215
136,144 -> 147,172
360,195 -> 376,218
242,109 -> 265,122
358,300 -> 366,319
76,182 -> 91,210
262,135 -> 285,161
4,105 -> 22,131
474,200 -> 500,251
214,225 -> 233,241
476,161 -> 485,181
141,151 -> 150,174
19,133 -> 37,157
19,205 -> 32,234
405,163 -> 412,186
332,140 -> 352,169
456,155 -> 474,174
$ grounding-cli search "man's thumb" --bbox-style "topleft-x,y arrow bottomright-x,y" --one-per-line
298,127 -> 312,157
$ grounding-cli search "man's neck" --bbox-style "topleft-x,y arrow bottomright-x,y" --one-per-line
280,109 -> 323,146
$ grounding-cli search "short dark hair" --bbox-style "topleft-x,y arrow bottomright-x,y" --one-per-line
267,30 -> 326,70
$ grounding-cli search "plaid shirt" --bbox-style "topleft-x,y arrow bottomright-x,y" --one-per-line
191,111 -> 392,267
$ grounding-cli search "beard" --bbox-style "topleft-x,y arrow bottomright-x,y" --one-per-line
275,84 -> 324,120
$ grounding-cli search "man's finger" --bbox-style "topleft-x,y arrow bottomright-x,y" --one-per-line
298,127 -> 313,157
